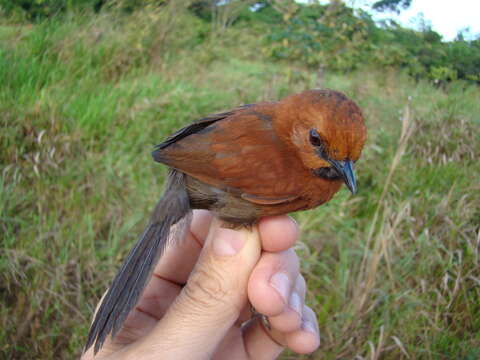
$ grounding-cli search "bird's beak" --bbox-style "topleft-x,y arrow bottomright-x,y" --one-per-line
329,159 -> 357,195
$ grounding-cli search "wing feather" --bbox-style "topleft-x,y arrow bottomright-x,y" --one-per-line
153,103 -> 302,203
154,104 -> 253,151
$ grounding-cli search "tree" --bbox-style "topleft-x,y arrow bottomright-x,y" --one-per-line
265,0 -> 372,72
372,0 -> 411,14
189,0 -> 257,32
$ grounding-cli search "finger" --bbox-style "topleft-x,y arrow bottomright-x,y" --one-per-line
258,215 -> 299,252
241,316 -> 285,360
211,327 -> 247,360
236,303 -> 254,325
87,279 -> 182,357
237,269 -> 306,330
84,211 -> 214,357
268,274 -> 306,333
128,276 -> 181,324
284,305 -> 320,354
132,218 -> 262,358
248,248 -> 300,317
243,304 -> 320,358
151,212 -> 293,286
152,210 -> 213,285
114,278 -> 182,344
189,209 -> 215,243
237,216 -> 300,326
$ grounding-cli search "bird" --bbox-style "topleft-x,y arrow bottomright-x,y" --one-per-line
85,88 -> 367,354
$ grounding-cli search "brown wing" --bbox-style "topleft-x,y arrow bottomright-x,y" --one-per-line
152,104 -> 302,202
154,104 -> 253,151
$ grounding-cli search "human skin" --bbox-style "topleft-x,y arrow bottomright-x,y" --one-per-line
82,211 -> 320,359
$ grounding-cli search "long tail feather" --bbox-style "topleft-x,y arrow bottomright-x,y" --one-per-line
84,170 -> 191,354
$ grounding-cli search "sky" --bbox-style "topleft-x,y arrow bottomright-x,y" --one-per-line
313,0 -> 480,41
376,0 -> 480,41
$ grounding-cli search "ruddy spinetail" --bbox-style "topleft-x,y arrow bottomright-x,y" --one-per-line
85,89 -> 367,353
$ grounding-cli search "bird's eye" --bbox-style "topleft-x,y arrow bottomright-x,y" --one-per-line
310,128 -> 329,159
309,129 -> 323,147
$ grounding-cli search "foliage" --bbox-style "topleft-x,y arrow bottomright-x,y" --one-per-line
0,0 -> 102,20
2,0 -> 480,85
372,0 -> 411,13
259,1 -> 480,84
264,1 -> 373,71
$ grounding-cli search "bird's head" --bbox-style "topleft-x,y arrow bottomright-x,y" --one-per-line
277,89 -> 367,194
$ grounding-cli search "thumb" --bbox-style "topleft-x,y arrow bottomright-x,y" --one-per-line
143,218 -> 261,358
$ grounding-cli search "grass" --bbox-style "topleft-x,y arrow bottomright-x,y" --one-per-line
1,9 -> 480,359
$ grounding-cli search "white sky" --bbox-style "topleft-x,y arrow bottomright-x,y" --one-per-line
312,0 -> 480,41
376,0 -> 480,41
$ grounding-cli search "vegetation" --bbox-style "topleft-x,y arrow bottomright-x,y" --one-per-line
1,1 -> 479,359
3,0 -> 480,83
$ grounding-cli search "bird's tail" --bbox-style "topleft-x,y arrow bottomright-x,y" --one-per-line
84,169 -> 191,354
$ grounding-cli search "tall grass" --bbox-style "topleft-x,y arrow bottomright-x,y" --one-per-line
1,9 -> 479,359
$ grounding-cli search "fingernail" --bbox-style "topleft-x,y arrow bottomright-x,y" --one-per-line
213,227 -> 246,256
302,319 -> 317,335
289,292 -> 302,316
269,272 -> 290,303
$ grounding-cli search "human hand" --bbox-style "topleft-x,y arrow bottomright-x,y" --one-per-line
82,210 -> 320,360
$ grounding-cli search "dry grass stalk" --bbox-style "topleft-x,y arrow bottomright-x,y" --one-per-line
354,99 -> 416,313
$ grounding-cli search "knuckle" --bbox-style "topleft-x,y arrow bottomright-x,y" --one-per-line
182,264 -> 231,310
114,322 -> 144,346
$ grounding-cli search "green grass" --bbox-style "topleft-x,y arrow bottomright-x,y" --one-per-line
1,10 -> 480,359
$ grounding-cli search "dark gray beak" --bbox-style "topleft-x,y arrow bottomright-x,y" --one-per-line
329,159 -> 357,195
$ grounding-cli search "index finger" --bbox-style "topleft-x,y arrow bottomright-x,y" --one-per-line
258,216 -> 299,252
152,212 -> 298,285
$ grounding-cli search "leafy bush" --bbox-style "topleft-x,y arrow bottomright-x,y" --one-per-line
261,1 -> 480,84
0,0 -> 104,20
